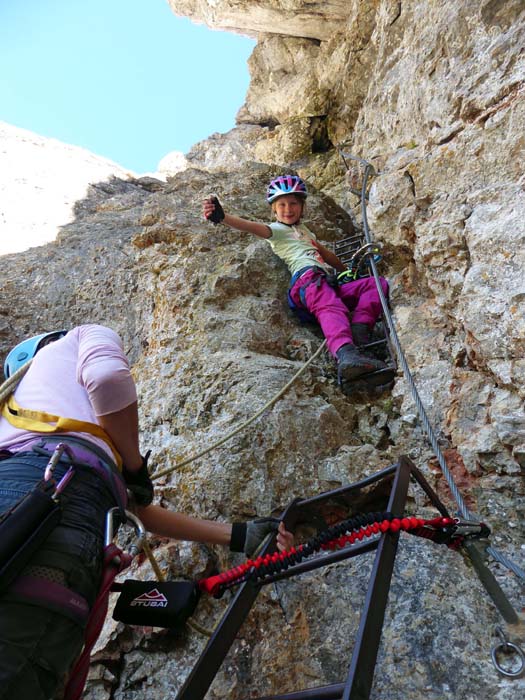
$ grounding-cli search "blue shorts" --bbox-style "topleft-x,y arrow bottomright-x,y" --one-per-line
0,451 -> 118,699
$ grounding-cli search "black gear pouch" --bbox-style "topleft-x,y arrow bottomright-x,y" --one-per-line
112,580 -> 200,628
0,480 -> 61,594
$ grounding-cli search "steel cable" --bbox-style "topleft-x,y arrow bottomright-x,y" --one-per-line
359,163 -> 474,520
352,156 -> 524,583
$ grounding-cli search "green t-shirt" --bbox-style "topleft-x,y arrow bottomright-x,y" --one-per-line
267,221 -> 330,277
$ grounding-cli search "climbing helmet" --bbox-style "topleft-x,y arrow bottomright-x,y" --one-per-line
266,175 -> 307,203
4,330 -> 67,378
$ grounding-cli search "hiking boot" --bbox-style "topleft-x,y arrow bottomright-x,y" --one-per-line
336,343 -> 386,383
351,322 -> 371,347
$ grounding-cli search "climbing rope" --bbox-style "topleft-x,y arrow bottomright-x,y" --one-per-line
199,511 -> 480,598
0,361 -> 31,405
152,339 -> 327,480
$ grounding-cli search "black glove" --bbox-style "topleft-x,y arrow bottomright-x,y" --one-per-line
230,517 -> 280,557
123,451 -> 154,506
206,195 -> 225,224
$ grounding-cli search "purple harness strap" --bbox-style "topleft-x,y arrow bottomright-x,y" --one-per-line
9,574 -> 90,626
63,543 -> 133,700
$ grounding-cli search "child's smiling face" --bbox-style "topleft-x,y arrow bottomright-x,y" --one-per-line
272,194 -> 305,225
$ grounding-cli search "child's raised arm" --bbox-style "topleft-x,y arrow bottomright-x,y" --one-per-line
203,196 -> 271,239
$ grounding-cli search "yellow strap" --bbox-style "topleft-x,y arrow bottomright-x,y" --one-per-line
2,395 -> 123,469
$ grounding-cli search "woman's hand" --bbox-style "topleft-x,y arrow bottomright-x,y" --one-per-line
276,520 -> 294,552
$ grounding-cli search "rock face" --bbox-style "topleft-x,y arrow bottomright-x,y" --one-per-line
1,2 -> 525,700
0,121 -> 133,254
167,0 -> 350,40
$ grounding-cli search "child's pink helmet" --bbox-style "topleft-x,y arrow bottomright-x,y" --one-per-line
266,175 -> 308,203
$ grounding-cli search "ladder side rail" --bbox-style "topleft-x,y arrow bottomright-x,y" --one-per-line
295,464 -> 398,510
175,499 -> 303,700
342,458 -> 412,700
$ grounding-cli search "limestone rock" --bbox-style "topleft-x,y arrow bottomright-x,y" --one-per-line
157,150 -> 189,176
167,0 -> 351,40
183,125 -> 269,172
237,35 -> 328,125
2,1 -> 525,699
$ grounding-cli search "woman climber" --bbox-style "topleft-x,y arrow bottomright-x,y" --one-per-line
0,324 -> 293,700
203,174 -> 389,383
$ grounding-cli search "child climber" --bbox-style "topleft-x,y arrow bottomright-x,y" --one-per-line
203,174 -> 389,383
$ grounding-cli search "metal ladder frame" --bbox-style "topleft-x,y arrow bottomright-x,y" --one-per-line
333,235 -> 397,395
176,456 -> 452,700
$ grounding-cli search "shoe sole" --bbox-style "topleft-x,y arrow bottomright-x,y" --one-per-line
341,366 -> 397,394
338,361 -> 386,382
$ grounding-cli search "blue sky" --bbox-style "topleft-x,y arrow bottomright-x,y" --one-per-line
0,0 -> 255,173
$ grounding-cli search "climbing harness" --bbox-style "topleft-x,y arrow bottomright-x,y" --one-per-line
0,353 -> 202,692
0,442 -> 75,594
287,265 -> 326,324
2,393 -> 123,468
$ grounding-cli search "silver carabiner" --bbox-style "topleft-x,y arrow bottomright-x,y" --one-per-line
105,507 -> 146,558
43,442 -> 76,500
44,442 -> 75,481
452,517 -> 489,538
491,625 -> 525,678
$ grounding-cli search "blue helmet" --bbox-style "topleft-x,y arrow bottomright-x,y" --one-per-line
4,330 -> 67,378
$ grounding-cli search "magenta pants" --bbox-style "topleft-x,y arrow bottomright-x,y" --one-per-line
289,269 -> 389,357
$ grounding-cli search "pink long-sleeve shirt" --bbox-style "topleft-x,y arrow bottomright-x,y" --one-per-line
0,324 -> 137,462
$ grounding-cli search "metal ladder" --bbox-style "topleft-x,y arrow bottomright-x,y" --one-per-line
333,233 -> 397,395
176,456 -> 453,700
